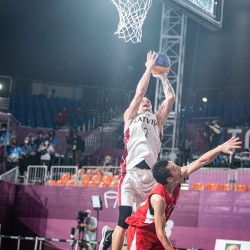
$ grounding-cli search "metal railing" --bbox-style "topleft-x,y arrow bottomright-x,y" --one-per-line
25,165 -> 48,185
0,167 -> 19,184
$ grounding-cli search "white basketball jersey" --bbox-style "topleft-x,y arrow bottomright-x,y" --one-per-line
122,111 -> 162,171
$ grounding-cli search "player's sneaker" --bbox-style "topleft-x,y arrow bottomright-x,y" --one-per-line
99,225 -> 113,250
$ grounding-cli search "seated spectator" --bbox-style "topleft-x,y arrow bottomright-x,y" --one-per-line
54,112 -> 65,129
61,106 -> 69,122
54,107 -> 70,130
5,137 -> 22,172
94,155 -> 114,176
75,106 -> 85,121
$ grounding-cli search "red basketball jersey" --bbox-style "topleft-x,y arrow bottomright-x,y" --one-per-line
126,183 -> 181,231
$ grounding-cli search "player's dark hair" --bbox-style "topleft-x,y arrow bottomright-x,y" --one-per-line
152,159 -> 173,185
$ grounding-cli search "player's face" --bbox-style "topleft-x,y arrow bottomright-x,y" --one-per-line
167,161 -> 182,182
228,245 -> 240,250
138,97 -> 152,113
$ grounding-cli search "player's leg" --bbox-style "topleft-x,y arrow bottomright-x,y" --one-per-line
112,205 -> 132,249
99,172 -> 134,250
134,169 -> 157,210
99,225 -> 114,250
112,172 -> 135,249
127,227 -> 159,250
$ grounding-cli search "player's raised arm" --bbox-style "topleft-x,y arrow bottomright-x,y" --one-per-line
124,51 -> 157,123
155,74 -> 175,129
181,137 -> 242,178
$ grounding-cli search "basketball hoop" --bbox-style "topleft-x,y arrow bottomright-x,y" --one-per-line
111,0 -> 152,43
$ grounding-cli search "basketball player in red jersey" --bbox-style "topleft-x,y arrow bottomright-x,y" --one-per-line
125,137 -> 241,250
99,51 -> 175,250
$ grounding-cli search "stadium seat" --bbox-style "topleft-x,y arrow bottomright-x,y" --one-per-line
112,175 -> 120,182
60,174 -> 71,184
219,184 -> 228,191
102,175 -> 112,185
192,182 -> 204,191
66,180 -> 76,187
81,174 -> 91,185
87,181 -> 97,187
109,181 -> 118,188
91,174 -> 102,184
98,181 -> 108,188
206,183 -> 218,191
45,180 -> 57,186
236,184 -> 247,192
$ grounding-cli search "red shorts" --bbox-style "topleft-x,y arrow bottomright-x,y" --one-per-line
127,225 -> 178,250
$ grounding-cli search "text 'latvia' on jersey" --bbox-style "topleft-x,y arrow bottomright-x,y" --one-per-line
123,111 -> 162,171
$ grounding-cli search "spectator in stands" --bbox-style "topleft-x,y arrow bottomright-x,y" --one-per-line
28,135 -> 39,165
240,148 -> 250,168
99,51 -> 175,250
79,209 -> 98,250
35,131 -> 44,148
0,123 -> 11,147
38,137 -> 55,170
208,120 -> 223,167
94,155 -> 114,176
0,123 -> 10,171
19,137 -> 32,175
75,106 -> 85,121
48,130 -> 59,165
54,107 -> 69,129
5,137 -> 22,172
48,88 -> 56,99
75,106 -> 86,131
125,137 -> 241,250
61,106 -> 69,123
54,112 -> 65,130
35,131 -> 44,163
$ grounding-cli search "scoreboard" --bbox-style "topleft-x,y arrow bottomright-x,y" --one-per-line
165,0 -> 224,30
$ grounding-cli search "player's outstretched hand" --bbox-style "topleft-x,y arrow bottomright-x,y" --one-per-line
219,137 -> 242,155
145,50 -> 157,70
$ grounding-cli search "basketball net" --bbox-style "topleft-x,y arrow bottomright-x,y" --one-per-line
111,0 -> 152,43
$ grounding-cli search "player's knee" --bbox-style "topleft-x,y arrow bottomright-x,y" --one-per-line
117,206 -> 132,229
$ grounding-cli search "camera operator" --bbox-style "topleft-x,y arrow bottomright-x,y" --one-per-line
79,209 -> 97,250
208,120 -> 223,167
66,130 -> 85,168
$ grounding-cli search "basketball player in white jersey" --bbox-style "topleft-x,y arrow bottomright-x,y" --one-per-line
99,50 -> 175,250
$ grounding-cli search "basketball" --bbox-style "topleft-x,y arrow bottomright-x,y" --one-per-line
151,52 -> 171,75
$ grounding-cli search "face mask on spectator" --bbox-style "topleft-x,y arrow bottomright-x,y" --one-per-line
39,134 -> 43,138
24,140 -> 29,144
44,141 -> 49,146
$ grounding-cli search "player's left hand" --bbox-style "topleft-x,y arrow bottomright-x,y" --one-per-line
219,137 -> 242,155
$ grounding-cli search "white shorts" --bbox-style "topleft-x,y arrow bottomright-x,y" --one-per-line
119,168 -> 157,211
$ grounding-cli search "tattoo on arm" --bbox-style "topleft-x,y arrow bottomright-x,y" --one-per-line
162,79 -> 174,98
